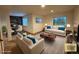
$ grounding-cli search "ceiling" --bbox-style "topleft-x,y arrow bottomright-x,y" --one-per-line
0,5 -> 76,16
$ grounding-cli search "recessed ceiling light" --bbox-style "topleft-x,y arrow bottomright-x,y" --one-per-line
41,5 -> 45,8
51,10 -> 54,12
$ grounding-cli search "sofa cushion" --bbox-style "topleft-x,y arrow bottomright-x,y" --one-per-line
47,26 -> 52,29
19,31 -> 27,36
53,26 -> 58,29
23,32 -> 27,36
45,25 -> 52,30
45,29 -> 65,36
58,27 -> 65,31
17,33 -> 23,40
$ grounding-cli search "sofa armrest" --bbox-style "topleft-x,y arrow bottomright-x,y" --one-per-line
29,38 -> 44,49
16,36 -> 44,54
29,38 -> 44,53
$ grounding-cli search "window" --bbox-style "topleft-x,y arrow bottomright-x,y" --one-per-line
52,16 -> 67,26
23,16 -> 29,26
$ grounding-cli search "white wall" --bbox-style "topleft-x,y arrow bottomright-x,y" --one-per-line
23,11 -> 74,34
0,12 -> 12,40
23,14 -> 44,34
0,7 -> 75,36
23,14 -> 34,34
74,6 -> 79,26
32,15 -> 44,33
43,16 -> 53,26
0,14 -> 2,40
0,15 -> 1,31
45,11 -> 74,30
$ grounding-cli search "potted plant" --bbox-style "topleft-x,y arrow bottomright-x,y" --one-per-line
2,26 -> 7,37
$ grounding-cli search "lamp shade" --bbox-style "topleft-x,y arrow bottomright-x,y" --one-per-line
67,24 -> 70,27
45,24 -> 47,26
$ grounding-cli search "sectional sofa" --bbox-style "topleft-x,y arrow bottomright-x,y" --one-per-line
15,33 -> 44,54
45,25 -> 66,36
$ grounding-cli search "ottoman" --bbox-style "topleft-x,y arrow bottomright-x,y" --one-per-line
40,32 -> 56,41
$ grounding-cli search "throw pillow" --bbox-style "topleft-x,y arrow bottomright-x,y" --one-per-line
23,36 -> 33,46
27,35 -> 36,44
58,27 -> 65,31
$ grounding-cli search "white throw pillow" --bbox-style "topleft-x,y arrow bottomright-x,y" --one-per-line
17,33 -> 23,40
27,34 -> 35,38
17,25 -> 22,31
23,32 -> 27,36
53,26 -> 58,29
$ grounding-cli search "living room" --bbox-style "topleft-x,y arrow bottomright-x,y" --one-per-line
0,5 -> 78,54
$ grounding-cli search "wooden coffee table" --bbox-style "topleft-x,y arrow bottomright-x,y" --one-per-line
40,32 -> 56,41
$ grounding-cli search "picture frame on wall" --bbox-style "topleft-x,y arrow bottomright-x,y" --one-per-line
36,17 -> 42,23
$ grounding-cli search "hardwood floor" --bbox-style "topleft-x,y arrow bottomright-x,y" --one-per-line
4,35 -> 65,54
4,40 -> 23,54
42,36 -> 65,54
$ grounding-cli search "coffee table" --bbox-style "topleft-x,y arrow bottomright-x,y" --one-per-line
40,32 -> 56,41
